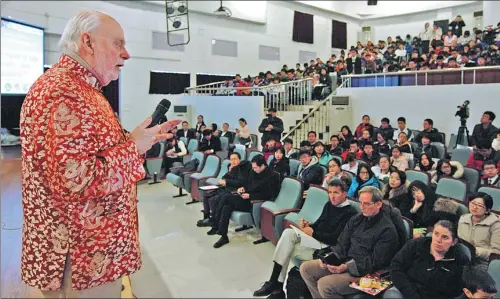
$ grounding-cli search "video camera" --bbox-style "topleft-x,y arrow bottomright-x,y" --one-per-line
455,100 -> 470,126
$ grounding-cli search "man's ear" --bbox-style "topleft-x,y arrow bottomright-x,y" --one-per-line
463,288 -> 473,298
81,33 -> 94,54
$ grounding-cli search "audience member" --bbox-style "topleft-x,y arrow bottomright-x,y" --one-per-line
470,111 -> 497,148
354,115 -> 375,139
347,165 -> 381,199
338,126 -> 354,150
460,267 -> 498,299
235,118 -> 251,146
396,132 -> 413,154
372,156 -> 393,182
283,138 -> 298,159
414,118 -> 442,144
391,146 -> 409,171
297,150 -> 323,190
313,141 -> 332,167
432,159 -> 464,184
415,134 -> 440,160
300,186 -> 401,298
458,192 -> 500,270
482,160 -> 500,187
341,140 -> 363,162
198,129 -> 222,155
177,121 -> 196,139
341,153 -> 359,174
218,122 -> 235,143
304,131 -> 318,147
357,129 -> 373,149
253,180 -> 358,298
466,140 -> 499,171
208,155 -> 279,248
195,115 -> 206,134
328,135 -> 343,156
197,152 -> 250,227
360,141 -> 380,167
322,159 -> 351,188
269,148 -> 290,182
393,117 -> 414,141
159,137 -> 187,177
388,220 -> 470,299
378,117 -> 394,141
259,108 -> 284,145
374,132 -> 392,156
197,124 -> 207,142
383,170 -> 410,210
403,180 -> 438,232
262,138 -> 282,162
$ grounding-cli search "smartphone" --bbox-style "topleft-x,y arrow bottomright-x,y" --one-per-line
321,252 -> 342,266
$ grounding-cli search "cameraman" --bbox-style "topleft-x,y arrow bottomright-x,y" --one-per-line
258,108 -> 284,145
471,111 -> 498,149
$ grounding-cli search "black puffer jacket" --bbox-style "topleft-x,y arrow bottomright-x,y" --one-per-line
223,161 -> 251,190
311,203 -> 358,246
390,237 -> 470,299
245,166 -> 280,201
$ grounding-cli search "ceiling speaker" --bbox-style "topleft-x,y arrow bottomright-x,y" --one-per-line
368,0 -> 377,5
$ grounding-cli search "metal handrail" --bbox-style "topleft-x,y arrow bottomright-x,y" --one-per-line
185,78 -> 313,92
281,79 -> 350,142
342,65 -> 500,78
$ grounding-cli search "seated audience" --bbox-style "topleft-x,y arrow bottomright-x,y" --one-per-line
357,129 -> 373,149
210,123 -> 218,135
460,267 -> 498,299
235,118 -> 252,146
377,117 -> 394,141
341,153 -> 359,174
403,180 -> 438,233
195,114 -> 206,134
341,140 -> 363,162
300,187 -> 401,298
297,150 -> 323,190
197,152 -> 250,227
374,131 -> 392,156
396,132 -> 413,154
160,137 -> 187,177
338,125 -> 354,150
197,124 -> 207,142
432,159 -> 464,184
313,141 -> 332,167
482,160 -> 500,187
207,155 -> 279,248
413,118 -> 444,144
198,129 -> 222,155
218,122 -> 235,144
458,192 -> 500,270
466,140 -> 499,171
415,153 -> 437,176
283,138 -> 299,159
176,121 -> 196,140
347,165 -> 381,199
372,156 -> 393,182
493,131 -> 500,151
269,148 -> 290,182
393,117 -> 414,141
262,138 -> 282,161
328,135 -> 343,156
354,114 -> 375,139
391,146 -> 409,171
470,111 -> 497,148
322,159 -> 352,188
415,134 -> 440,160
253,180 -> 358,298
360,141 -> 380,167
303,131 -> 318,147
383,170 -> 410,210
388,220 -> 471,299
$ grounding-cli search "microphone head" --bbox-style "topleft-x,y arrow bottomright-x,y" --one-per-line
159,98 -> 171,110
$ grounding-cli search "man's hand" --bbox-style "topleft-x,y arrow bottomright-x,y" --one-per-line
219,180 -> 226,186
299,219 -> 309,229
130,117 -> 165,154
327,264 -> 347,274
204,150 -> 213,155
302,227 -> 313,236
318,259 -> 327,269
241,193 -> 250,199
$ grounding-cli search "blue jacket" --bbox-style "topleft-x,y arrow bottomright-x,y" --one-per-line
347,176 -> 381,198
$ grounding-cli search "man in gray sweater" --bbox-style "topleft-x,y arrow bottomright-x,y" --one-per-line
299,186 -> 401,298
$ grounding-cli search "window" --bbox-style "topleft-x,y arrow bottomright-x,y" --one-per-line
299,51 -> 316,64
149,71 -> 190,94
292,11 -> 314,44
259,45 -> 280,61
332,20 -> 347,49
152,31 -> 185,52
211,39 -> 238,57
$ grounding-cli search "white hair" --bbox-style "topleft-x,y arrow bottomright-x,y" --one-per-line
58,11 -> 103,53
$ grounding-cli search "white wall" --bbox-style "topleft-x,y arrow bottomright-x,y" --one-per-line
336,84 -> 500,142
1,0 -> 361,131
361,2 -> 483,42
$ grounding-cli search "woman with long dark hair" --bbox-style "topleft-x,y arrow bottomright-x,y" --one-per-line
347,164 -> 380,199
195,115 -> 206,133
382,170 -> 410,210
338,125 -> 353,150
269,148 -> 290,182
432,159 -> 464,184
400,180 -> 438,231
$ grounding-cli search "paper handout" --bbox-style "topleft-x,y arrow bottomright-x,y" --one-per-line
199,185 -> 220,191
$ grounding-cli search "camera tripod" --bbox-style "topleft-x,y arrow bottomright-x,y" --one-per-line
454,118 -> 470,148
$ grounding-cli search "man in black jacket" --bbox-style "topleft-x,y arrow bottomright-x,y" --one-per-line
198,129 -> 222,155
300,186 -> 401,298
360,142 -> 380,167
259,108 -> 284,145
207,155 -> 279,248
218,123 -> 235,144
176,121 -> 196,140
197,152 -> 251,227
346,49 -> 362,74
253,180 -> 358,298
414,118 -> 442,144
470,111 -> 497,148
297,150 -> 323,190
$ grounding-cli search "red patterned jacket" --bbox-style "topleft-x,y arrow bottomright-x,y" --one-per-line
20,54 -> 145,291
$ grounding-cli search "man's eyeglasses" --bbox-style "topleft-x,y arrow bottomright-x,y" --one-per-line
360,201 -> 376,207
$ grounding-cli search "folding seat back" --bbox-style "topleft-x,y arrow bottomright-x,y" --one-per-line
435,178 -> 468,203
405,169 -> 431,186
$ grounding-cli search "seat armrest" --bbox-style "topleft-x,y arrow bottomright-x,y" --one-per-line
271,208 -> 301,216
193,175 -> 217,181
169,166 -> 183,170
182,171 -> 198,175
251,200 -> 265,205
489,253 -> 500,262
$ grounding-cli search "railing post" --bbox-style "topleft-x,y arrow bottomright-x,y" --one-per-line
415,73 -> 417,86
473,70 -> 476,84
425,72 -> 428,86
461,69 -> 464,85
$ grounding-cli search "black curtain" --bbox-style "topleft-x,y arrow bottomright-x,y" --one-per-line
196,74 -> 233,86
102,79 -> 119,115
292,11 -> 314,44
149,71 -> 190,95
331,20 -> 347,49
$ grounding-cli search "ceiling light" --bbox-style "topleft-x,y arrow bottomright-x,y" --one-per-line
172,17 -> 182,29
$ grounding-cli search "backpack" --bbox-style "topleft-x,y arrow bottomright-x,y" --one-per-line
286,267 -> 312,299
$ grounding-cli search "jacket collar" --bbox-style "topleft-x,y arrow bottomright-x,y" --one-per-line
59,53 -> 103,90
460,213 -> 500,226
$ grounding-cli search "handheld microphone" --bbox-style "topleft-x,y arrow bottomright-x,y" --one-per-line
148,99 -> 171,128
